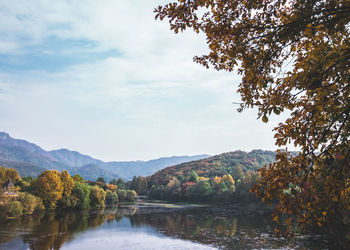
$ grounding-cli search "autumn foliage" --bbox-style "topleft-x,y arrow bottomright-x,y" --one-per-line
155,0 -> 350,231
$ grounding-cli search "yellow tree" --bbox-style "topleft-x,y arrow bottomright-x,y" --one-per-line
155,0 -> 350,231
222,174 -> 235,191
212,176 -> 222,191
60,170 -> 75,197
36,170 -> 63,210
222,174 -> 235,186
0,167 -> 21,186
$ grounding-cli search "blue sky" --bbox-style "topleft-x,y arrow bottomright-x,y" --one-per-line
0,0 -> 282,161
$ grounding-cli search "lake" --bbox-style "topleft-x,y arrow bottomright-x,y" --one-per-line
0,202 -> 346,249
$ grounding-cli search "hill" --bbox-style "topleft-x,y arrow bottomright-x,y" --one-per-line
150,150 -> 277,185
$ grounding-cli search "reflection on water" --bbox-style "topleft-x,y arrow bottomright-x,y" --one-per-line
0,203 -> 347,249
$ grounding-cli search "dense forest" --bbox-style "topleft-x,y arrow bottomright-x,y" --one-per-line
150,150 -> 275,185
146,150 -> 276,202
0,167 -> 136,219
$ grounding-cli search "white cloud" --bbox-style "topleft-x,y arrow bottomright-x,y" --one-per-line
0,0 -> 282,161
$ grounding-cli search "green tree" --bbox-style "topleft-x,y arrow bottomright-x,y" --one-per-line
218,181 -> 228,192
126,190 -> 137,202
105,190 -> 119,206
176,175 -> 185,183
194,181 -> 213,197
117,189 -> 127,201
96,177 -> 105,183
116,178 -> 127,190
71,181 -> 91,209
130,176 -> 148,195
155,0 -> 350,231
189,171 -> 198,182
185,181 -> 213,201
232,166 -> 244,182
109,178 -> 118,185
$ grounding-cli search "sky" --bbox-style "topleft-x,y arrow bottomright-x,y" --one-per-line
0,0 -> 283,161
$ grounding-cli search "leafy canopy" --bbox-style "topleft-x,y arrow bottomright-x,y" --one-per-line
155,0 -> 350,231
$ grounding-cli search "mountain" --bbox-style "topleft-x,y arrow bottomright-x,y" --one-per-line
48,149 -> 103,167
0,132 -> 71,171
0,132 -> 51,158
0,132 -> 211,180
103,155 -> 211,180
69,164 -> 122,182
150,150 -> 277,185
0,160 -> 46,177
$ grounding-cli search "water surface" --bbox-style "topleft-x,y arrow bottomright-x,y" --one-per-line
0,203 -> 346,249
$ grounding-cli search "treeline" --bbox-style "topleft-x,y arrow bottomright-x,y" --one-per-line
148,166 -> 260,203
0,167 -> 137,219
149,151 -> 275,186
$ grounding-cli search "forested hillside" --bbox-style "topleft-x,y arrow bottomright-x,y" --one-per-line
150,150 -> 276,185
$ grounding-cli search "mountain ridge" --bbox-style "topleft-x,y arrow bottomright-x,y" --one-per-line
0,132 -> 211,181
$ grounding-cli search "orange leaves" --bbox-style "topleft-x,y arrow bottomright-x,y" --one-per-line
106,184 -> 117,191
156,0 -> 350,233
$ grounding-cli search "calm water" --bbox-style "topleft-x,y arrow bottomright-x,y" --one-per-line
0,202 -> 347,249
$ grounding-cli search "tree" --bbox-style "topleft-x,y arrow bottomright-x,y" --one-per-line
116,178 -> 127,190
212,176 -> 222,191
130,176 -> 137,191
130,176 -> 148,195
58,170 -> 75,209
3,200 -> 23,218
61,170 -> 75,197
73,174 -> 85,183
222,174 -> 235,192
105,190 -> 118,206
0,167 -> 21,187
96,177 -> 105,184
155,0 -> 350,231
126,190 -> 137,202
89,185 -> 106,208
71,181 -> 91,209
176,175 -> 185,183
189,171 -> 198,182
232,165 -> 244,181
166,177 -> 181,192
17,192 -> 44,214
36,170 -> 63,210
109,178 -> 118,185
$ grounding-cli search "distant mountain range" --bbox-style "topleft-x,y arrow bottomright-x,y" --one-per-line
0,132 -> 210,181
